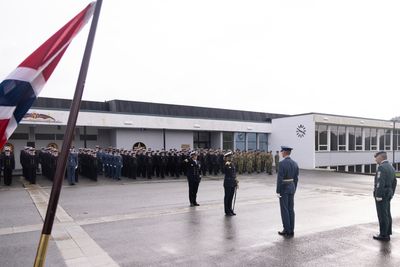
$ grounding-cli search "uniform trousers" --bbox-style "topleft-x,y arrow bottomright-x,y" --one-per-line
188,180 -> 199,204
279,193 -> 295,233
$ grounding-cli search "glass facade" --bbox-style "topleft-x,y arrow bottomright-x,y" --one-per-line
235,132 -> 246,151
223,132 -> 234,150
247,133 -> 257,151
258,133 -> 268,151
316,124 -> 394,152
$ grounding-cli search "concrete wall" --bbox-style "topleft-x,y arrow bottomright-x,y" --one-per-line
270,114 -> 315,169
115,129 -> 163,150
165,130 -> 193,150
22,108 -> 272,133
315,151 -> 400,167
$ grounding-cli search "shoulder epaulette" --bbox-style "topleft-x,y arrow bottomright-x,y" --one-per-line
225,161 -> 231,165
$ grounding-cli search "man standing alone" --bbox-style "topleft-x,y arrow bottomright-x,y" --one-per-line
186,151 -> 201,207
373,151 -> 397,241
276,146 -> 299,237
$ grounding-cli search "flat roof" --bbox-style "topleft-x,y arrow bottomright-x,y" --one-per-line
32,97 -> 287,123
281,112 -> 395,123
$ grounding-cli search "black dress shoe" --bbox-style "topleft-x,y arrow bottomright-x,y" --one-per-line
225,213 -> 234,216
288,232 -> 294,237
190,204 -> 195,207
194,203 -> 200,206
373,235 -> 390,241
278,231 -> 289,236
231,212 -> 236,216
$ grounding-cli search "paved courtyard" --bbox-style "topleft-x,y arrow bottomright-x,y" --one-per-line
0,170 -> 399,266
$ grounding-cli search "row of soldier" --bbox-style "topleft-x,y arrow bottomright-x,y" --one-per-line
19,146 -> 281,184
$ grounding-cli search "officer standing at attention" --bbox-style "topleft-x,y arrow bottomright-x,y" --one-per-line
2,147 -> 15,186
276,146 -> 299,237
223,151 -> 238,216
373,151 -> 397,241
67,148 -> 78,185
186,151 -> 201,207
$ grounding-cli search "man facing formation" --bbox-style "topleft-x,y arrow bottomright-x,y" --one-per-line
186,151 -> 201,207
373,151 -> 397,241
67,147 -> 78,185
276,146 -> 299,238
223,151 -> 238,216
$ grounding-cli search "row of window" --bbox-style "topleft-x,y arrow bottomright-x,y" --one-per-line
318,163 -> 400,173
10,133 -> 97,141
233,132 -> 268,151
316,124 -> 400,151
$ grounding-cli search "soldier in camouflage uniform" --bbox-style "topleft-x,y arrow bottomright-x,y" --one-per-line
256,152 -> 262,173
266,151 -> 273,175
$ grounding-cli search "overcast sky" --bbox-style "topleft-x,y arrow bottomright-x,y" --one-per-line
1,0 -> 399,120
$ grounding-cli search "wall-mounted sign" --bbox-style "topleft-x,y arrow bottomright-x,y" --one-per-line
22,113 -> 61,123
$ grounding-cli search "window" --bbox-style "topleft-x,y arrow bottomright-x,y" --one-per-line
316,124 -> 328,151
348,127 -> 355,151
370,128 -> 377,150
235,132 -> 246,151
35,133 -> 55,140
330,166 -> 338,171
223,132 -> 234,150
355,127 -> 362,150
355,165 -> 362,173
10,133 -> 29,140
194,132 -> 210,149
338,126 -> 346,151
371,164 -> 377,173
385,129 -> 391,150
364,164 -> 371,173
364,128 -> 371,151
258,133 -> 268,151
378,129 -> 385,150
348,165 -> 355,172
330,126 -> 338,151
394,130 -> 400,151
80,135 -> 97,141
247,133 -> 257,151
338,165 -> 346,172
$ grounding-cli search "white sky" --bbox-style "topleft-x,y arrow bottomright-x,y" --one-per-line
1,0 -> 399,120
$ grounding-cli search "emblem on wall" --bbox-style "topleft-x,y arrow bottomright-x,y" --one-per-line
22,113 -> 61,123
296,124 -> 306,138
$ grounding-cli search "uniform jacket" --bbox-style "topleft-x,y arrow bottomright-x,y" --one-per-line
186,158 -> 201,182
67,152 -> 78,167
224,161 -> 237,188
374,160 -> 397,199
276,156 -> 299,195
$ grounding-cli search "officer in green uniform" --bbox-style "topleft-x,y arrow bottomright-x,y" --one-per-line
373,151 -> 397,241
246,152 -> 253,174
256,152 -> 262,173
238,152 -> 244,174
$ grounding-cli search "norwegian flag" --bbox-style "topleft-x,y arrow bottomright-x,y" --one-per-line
0,2 -> 96,149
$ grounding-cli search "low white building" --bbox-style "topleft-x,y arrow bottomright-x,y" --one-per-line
8,97 -> 400,173
270,113 -> 400,173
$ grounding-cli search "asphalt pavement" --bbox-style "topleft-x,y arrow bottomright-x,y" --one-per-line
0,170 -> 399,266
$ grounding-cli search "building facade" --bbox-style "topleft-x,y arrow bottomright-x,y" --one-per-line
7,97 -> 400,173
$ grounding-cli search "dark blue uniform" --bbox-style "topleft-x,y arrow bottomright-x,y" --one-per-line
224,160 -> 237,215
276,156 -> 299,235
186,158 -> 201,206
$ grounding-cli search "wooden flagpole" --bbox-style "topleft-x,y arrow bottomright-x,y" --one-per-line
34,1 -> 103,266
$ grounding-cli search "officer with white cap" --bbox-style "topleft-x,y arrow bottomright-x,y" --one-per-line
186,150 -> 201,206
223,151 -> 238,216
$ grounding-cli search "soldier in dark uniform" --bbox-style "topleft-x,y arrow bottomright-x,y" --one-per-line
27,148 -> 38,184
276,146 -> 299,237
159,151 -> 168,178
223,151 -> 238,216
373,151 -> 397,241
186,151 -> 201,207
198,150 -> 207,176
2,147 -> 15,186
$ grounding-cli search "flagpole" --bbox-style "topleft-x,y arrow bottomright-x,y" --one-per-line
34,1 -> 103,266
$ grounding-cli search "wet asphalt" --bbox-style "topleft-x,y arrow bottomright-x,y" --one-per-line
0,170 -> 399,266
